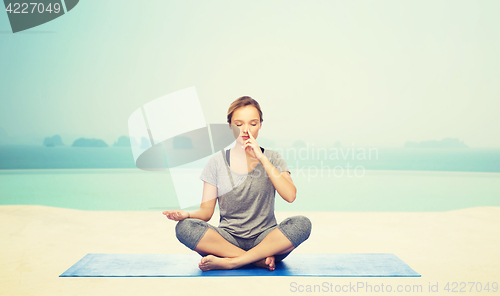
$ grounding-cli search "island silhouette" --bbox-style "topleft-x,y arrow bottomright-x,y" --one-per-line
72,138 -> 108,147
43,135 -> 64,147
404,138 -> 468,148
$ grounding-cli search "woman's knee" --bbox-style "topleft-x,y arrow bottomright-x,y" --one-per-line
292,215 -> 312,239
175,218 -> 208,250
279,215 -> 312,247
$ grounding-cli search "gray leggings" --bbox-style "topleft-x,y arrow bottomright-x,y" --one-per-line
175,215 -> 312,263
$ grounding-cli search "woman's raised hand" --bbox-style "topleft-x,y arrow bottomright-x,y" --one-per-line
162,210 -> 189,221
243,130 -> 264,160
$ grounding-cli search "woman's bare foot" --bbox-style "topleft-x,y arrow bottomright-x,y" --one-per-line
198,255 -> 235,271
252,256 -> 276,271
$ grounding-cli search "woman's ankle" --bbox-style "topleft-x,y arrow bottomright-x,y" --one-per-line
226,256 -> 245,269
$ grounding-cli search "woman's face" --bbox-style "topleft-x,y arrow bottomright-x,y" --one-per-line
231,105 -> 262,145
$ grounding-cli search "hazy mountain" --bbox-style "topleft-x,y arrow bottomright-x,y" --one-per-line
113,136 -> 131,147
72,138 -> 109,147
404,138 -> 468,148
43,135 -> 64,147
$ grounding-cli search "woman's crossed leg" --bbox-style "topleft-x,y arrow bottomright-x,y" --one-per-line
196,227 -> 294,271
194,228 -> 294,271
175,215 -> 311,271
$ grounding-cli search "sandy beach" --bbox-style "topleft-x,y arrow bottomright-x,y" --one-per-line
1,205 -> 499,296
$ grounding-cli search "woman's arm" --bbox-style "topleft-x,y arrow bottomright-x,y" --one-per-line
163,182 -> 217,222
243,130 -> 296,203
189,182 -> 217,221
260,155 -> 296,203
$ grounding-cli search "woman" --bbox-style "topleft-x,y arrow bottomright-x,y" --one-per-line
163,96 -> 312,271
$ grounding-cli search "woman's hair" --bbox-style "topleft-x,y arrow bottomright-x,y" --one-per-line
227,96 -> 264,125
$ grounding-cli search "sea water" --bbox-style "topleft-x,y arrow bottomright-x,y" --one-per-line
1,146 -> 500,172
1,145 -> 499,211
1,168 -> 499,212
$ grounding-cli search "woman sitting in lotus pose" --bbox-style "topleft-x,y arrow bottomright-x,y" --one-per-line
163,96 -> 312,271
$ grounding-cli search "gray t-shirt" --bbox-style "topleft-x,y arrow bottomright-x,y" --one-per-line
199,148 -> 290,239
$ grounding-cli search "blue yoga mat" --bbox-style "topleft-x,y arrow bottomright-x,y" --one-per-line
60,253 -> 420,277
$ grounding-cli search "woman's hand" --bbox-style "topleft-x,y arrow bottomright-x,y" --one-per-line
162,210 -> 189,221
242,130 -> 264,161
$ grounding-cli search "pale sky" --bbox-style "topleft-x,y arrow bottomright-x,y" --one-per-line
0,0 -> 499,148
